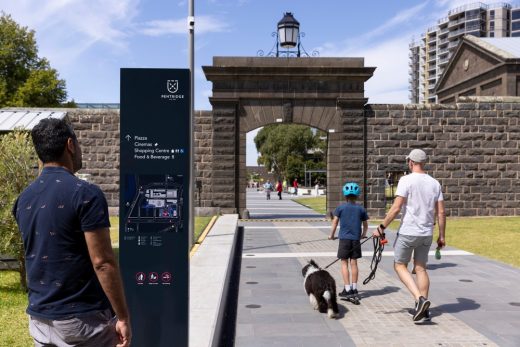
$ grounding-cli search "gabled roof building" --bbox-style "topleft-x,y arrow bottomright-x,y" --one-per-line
435,36 -> 520,103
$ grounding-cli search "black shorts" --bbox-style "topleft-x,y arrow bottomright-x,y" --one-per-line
337,239 -> 362,260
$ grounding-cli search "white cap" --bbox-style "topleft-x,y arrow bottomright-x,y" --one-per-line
406,149 -> 427,163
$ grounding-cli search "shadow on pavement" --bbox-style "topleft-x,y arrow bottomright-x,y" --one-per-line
427,262 -> 457,270
243,238 -> 327,251
358,286 -> 401,299
434,297 -> 480,316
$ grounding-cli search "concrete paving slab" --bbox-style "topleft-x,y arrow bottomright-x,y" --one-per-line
233,189 -> 520,346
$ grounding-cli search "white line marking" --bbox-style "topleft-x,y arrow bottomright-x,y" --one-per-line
243,226 -> 378,229
249,212 -> 323,215
246,207 -> 313,210
242,250 -> 473,258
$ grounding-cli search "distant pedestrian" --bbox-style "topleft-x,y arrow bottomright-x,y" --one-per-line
276,180 -> 283,200
329,182 -> 368,304
293,178 -> 299,196
263,180 -> 273,200
13,118 -> 131,347
314,180 -> 320,197
374,149 -> 446,323
283,178 -> 288,192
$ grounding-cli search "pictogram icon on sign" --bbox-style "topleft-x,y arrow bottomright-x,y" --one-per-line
149,272 -> 159,283
136,272 -> 146,283
161,272 -> 172,283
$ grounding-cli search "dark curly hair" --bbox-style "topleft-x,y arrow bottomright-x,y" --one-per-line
31,118 -> 76,163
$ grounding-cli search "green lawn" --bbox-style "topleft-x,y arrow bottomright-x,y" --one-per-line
0,271 -> 32,346
194,216 -> 214,242
293,196 -> 327,214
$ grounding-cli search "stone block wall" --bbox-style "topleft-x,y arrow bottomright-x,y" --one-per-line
194,110 -> 214,209
67,109 -> 120,209
65,101 -> 520,218
365,102 -> 520,218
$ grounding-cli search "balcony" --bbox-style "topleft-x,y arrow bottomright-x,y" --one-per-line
438,57 -> 450,65
439,37 -> 449,45
448,17 -> 466,28
448,27 -> 465,38
448,2 -> 487,17
438,47 -> 449,55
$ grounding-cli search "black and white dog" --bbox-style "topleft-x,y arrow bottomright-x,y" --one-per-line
301,260 -> 339,319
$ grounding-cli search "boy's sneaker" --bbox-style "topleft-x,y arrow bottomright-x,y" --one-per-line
351,289 -> 360,300
338,288 -> 351,298
413,296 -> 431,322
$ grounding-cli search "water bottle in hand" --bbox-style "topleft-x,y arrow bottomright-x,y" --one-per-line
435,247 -> 441,260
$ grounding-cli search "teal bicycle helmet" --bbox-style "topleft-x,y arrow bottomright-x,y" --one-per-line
342,182 -> 360,197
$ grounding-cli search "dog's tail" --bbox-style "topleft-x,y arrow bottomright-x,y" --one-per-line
323,288 -> 338,319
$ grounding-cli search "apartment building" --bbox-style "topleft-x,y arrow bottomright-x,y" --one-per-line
409,2 -> 520,103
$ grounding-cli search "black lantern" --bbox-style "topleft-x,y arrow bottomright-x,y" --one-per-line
277,12 -> 299,49
257,12 -> 317,57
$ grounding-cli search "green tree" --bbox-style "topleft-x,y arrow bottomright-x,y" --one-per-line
0,131 -> 38,290
254,124 -> 327,182
0,13 -> 67,107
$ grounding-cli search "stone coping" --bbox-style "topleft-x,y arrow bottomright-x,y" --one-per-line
189,214 -> 239,347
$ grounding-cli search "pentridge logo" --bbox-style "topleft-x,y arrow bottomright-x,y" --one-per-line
167,80 -> 178,94
161,79 -> 185,101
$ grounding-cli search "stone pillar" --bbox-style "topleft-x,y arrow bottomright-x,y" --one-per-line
327,132 -> 342,216
336,99 -> 367,211
210,99 -> 239,214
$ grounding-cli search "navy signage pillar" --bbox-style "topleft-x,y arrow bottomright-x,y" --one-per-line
120,68 -> 190,346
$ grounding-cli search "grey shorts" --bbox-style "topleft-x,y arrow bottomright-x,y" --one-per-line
394,234 -> 432,265
29,309 -> 117,347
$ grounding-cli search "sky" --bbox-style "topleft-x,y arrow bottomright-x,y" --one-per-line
0,0 -> 505,165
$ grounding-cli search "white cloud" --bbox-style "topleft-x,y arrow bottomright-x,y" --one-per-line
0,0 -> 139,66
141,15 -> 229,36
362,1 -> 429,41
317,34 -> 412,104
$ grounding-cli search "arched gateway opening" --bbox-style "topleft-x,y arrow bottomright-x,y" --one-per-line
200,57 -> 375,217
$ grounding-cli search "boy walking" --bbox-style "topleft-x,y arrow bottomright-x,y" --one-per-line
329,182 -> 368,304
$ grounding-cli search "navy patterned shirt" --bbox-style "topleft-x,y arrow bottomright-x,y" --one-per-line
13,167 -> 111,319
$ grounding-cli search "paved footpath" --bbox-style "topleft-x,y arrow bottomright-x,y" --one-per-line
235,189 -> 520,346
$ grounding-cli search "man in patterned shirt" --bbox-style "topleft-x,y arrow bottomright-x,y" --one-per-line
13,118 -> 131,347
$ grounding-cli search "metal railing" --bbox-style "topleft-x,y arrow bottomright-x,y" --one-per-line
448,2 -> 487,16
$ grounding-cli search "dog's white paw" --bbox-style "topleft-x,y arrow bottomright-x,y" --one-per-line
327,309 -> 338,319
309,294 -> 318,309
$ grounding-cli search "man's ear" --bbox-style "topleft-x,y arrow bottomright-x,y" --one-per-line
66,137 -> 76,154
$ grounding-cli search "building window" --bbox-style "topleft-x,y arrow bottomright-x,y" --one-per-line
513,10 -> 520,20
512,21 -> 520,31
513,31 -> 520,37
490,10 -> 495,19
490,32 -> 495,37
490,21 -> 495,29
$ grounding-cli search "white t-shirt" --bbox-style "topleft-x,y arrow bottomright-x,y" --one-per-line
395,172 -> 444,236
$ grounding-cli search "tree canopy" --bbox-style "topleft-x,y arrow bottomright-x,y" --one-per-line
0,13 -> 67,107
254,124 -> 327,183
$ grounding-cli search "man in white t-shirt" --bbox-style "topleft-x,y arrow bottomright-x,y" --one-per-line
374,149 -> 446,323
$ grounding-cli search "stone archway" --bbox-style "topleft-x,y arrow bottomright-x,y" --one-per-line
202,57 -> 374,216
